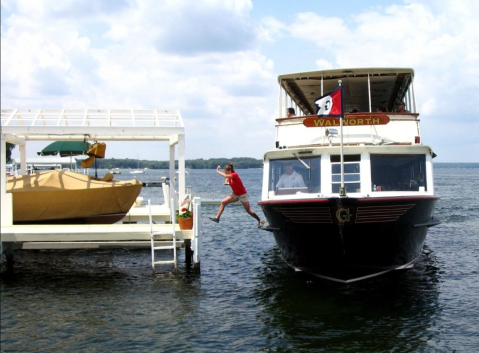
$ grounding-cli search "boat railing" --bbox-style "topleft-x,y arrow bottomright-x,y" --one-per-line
275,112 -> 421,148
276,112 -> 419,123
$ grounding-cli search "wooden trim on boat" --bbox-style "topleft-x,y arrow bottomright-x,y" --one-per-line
285,142 -> 414,149
276,112 -> 420,123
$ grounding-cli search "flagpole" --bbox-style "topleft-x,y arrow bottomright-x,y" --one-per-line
339,80 -> 346,197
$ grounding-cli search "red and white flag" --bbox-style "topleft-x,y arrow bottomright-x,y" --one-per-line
315,87 -> 343,117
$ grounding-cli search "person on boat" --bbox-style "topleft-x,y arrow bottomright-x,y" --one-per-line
276,163 -> 306,190
396,101 -> 407,113
210,164 -> 265,228
417,173 -> 425,187
410,172 -> 425,190
286,107 -> 296,118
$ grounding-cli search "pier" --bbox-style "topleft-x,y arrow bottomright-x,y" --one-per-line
1,109 -> 201,273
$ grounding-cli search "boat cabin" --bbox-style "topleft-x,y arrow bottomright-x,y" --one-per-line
263,68 -> 436,200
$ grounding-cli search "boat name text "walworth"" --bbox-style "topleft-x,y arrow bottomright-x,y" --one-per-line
303,115 -> 390,128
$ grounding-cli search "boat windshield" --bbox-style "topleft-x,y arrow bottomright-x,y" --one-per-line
370,154 -> 427,191
269,157 -> 321,195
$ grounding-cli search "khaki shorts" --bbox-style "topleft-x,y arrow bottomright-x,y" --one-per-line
230,192 -> 249,203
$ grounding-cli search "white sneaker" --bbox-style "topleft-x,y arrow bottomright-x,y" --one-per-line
258,220 -> 265,228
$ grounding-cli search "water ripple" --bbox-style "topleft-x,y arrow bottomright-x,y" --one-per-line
2,168 -> 479,352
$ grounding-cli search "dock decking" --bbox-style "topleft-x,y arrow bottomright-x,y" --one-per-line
1,223 -> 193,247
122,204 -> 171,223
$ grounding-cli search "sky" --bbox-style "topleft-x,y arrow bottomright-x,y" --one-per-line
2,0 -> 479,163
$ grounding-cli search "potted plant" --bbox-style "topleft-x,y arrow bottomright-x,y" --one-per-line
176,201 -> 193,230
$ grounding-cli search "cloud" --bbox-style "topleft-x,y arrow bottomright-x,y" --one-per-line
153,2 -> 258,55
285,0 -> 479,145
2,0 -> 130,19
2,0 -> 478,162
100,0 -> 259,55
1,0 -> 277,160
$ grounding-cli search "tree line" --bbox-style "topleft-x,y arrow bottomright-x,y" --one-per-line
93,157 -> 263,169
4,145 -> 262,169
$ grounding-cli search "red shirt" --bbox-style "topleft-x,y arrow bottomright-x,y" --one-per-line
228,172 -> 247,196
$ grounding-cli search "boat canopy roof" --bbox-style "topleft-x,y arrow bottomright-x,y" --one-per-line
279,68 -> 414,115
1,109 -> 184,143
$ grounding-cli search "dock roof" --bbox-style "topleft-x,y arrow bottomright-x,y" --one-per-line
1,109 -> 184,144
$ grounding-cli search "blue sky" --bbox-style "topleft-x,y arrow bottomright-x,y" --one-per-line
2,0 -> 478,163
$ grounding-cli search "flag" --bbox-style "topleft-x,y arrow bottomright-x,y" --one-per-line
315,87 -> 343,117
181,194 -> 190,206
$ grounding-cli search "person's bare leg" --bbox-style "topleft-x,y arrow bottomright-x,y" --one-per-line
215,195 -> 236,219
242,201 -> 261,222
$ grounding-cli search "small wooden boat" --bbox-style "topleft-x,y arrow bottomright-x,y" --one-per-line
6,169 -> 142,224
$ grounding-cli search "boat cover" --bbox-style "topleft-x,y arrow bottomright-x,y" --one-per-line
6,169 -> 142,223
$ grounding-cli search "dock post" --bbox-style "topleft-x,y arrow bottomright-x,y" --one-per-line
192,197 -> 202,272
184,239 -> 192,266
1,242 -> 15,273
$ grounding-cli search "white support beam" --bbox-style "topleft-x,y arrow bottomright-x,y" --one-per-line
3,133 -> 26,145
1,134 -> 13,226
19,145 -> 27,175
178,134 -> 186,202
169,143 -> 177,207
1,134 -> 6,195
193,197 -> 202,266
2,126 -> 184,140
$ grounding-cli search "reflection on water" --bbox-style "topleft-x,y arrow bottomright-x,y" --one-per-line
1,248 -> 203,352
254,246 -> 441,352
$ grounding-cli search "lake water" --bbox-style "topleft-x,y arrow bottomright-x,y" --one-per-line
1,167 -> 478,352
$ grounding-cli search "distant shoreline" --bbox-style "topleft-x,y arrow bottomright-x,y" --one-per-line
91,158 -> 478,170
434,163 -> 479,169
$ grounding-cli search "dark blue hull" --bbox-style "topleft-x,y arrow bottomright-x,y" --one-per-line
259,196 -> 440,283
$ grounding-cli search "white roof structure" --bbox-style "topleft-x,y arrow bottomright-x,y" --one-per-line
1,109 -> 185,142
12,157 -> 81,164
1,109 -> 187,215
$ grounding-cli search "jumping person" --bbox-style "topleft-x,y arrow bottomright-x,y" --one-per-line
209,164 -> 265,228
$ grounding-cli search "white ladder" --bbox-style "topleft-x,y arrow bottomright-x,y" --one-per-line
149,198 -> 177,274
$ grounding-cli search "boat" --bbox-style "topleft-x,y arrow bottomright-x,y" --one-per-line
110,168 -> 121,174
129,155 -> 145,174
6,169 -> 142,224
258,68 -> 441,283
6,163 -> 18,177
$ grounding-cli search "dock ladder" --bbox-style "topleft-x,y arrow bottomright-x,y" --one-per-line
149,198 -> 177,274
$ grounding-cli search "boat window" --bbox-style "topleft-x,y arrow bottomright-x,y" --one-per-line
330,155 -> 361,193
269,157 -> 321,195
370,154 -> 426,191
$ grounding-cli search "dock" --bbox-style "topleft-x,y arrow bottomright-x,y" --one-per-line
142,181 -> 165,187
1,224 -> 193,249
122,203 -> 171,223
1,109 -> 202,274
